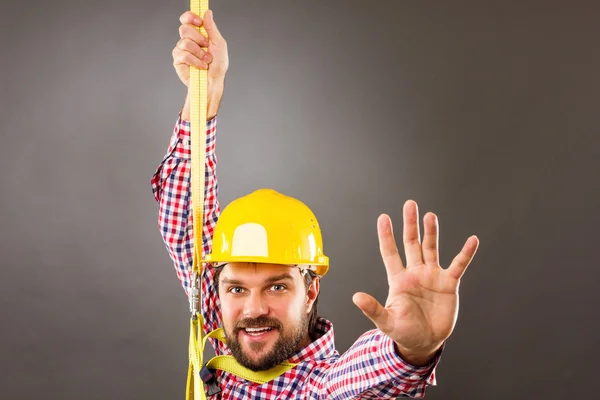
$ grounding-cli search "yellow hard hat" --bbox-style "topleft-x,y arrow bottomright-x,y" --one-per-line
203,189 -> 329,277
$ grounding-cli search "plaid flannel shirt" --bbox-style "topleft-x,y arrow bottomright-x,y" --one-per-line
150,116 -> 441,399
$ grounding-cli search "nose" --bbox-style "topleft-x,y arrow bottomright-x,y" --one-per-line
243,291 -> 268,319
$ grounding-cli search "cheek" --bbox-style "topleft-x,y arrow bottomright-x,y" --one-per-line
271,293 -> 306,324
219,297 -> 241,329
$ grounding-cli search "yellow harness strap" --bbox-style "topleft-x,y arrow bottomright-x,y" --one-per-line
185,2 -> 297,398
202,327 -> 297,384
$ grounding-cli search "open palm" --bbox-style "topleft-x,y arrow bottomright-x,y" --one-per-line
353,200 -> 479,360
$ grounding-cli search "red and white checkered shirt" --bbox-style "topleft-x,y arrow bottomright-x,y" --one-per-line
151,115 -> 441,399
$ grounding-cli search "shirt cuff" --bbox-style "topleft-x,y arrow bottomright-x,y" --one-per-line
173,115 -> 218,159
379,335 -> 443,386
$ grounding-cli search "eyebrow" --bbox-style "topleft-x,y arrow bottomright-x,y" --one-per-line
221,273 -> 295,286
265,273 -> 295,284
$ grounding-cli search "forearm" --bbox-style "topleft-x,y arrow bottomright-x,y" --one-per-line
150,116 -> 220,295
181,77 -> 225,121
321,329 -> 440,399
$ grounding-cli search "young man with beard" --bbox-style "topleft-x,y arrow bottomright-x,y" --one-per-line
151,10 -> 480,399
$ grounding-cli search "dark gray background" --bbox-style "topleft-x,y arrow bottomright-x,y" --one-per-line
1,0 -> 599,399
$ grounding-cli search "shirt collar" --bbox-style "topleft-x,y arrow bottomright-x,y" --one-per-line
287,317 -> 337,363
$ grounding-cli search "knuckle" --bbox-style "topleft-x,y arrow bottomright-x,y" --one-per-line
183,53 -> 195,65
176,52 -> 187,64
382,247 -> 399,259
179,38 -> 190,50
404,238 -> 419,245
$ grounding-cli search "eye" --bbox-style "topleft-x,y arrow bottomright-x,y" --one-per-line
228,287 -> 245,294
270,284 -> 286,292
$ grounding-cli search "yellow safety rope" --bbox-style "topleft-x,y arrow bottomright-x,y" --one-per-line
186,0 -> 209,396
185,3 -> 297,398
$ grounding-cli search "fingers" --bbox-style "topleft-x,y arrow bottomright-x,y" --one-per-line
179,10 -> 225,45
179,24 -> 210,48
422,212 -> 439,265
179,11 -> 203,26
447,236 -> 479,280
174,37 -> 211,66
403,200 -> 424,266
377,214 -> 405,281
352,292 -> 390,332
173,45 -> 208,70
174,12 -> 213,71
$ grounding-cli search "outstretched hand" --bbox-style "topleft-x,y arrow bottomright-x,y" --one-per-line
353,200 -> 479,366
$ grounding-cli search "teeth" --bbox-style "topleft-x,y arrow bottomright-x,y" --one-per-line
245,327 -> 271,333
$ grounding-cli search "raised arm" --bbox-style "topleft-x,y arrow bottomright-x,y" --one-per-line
319,200 -> 479,398
319,329 -> 440,399
150,9 -> 228,297
151,113 -> 219,296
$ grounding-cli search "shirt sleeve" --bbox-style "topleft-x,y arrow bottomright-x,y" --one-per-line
320,329 -> 442,399
150,114 -> 220,298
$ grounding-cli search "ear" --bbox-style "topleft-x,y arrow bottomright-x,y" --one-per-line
305,277 -> 320,313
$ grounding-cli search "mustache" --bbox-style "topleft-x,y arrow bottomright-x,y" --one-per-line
234,317 -> 283,332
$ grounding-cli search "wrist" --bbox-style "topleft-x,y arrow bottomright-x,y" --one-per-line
207,77 -> 225,120
394,342 -> 443,367
181,92 -> 191,121
181,76 -> 225,122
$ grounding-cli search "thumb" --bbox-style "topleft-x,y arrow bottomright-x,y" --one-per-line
353,292 -> 389,331
203,10 -> 224,44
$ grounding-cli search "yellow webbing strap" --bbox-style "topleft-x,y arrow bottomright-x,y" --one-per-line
187,314 -> 204,400
189,0 -> 209,272
206,356 -> 298,385
186,0 -> 209,397
185,2 -> 297,397
202,328 -> 298,384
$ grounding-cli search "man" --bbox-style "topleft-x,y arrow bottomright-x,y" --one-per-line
151,10 -> 480,399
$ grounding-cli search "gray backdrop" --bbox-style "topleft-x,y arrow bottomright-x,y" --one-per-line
1,0 -> 599,399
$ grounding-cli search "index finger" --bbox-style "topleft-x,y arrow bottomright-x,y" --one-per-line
447,236 -> 479,280
180,11 -> 203,26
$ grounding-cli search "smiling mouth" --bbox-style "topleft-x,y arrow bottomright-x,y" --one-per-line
243,327 -> 275,337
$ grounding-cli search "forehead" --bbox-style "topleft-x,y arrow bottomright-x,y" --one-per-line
218,263 -> 302,283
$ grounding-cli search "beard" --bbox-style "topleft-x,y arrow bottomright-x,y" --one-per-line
225,314 -> 308,371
